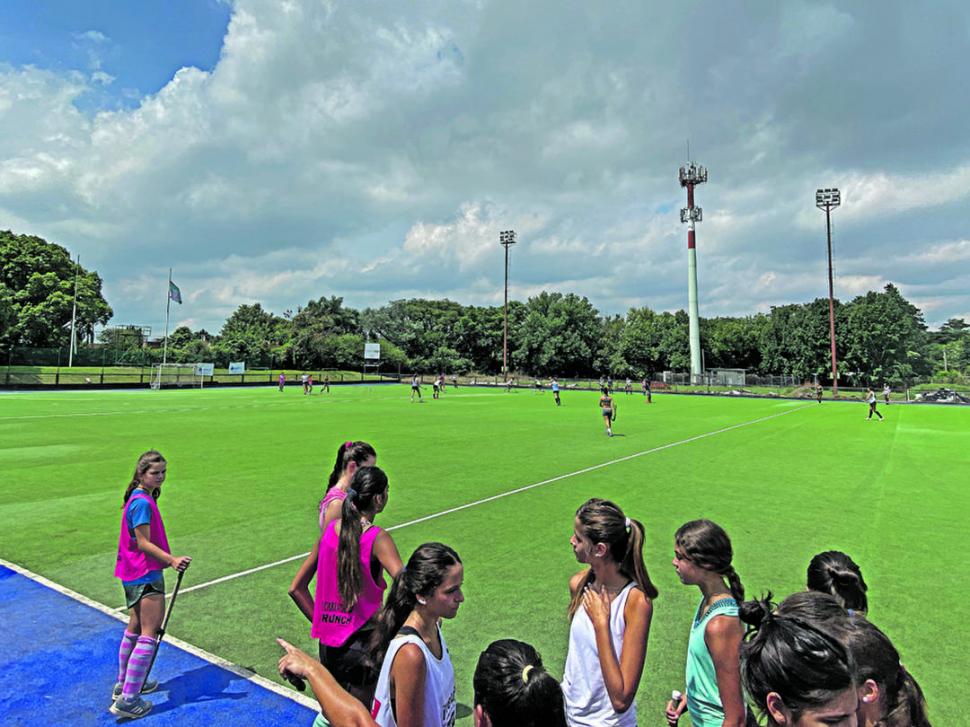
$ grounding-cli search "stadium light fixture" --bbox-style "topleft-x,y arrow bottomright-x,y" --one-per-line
816,187 -> 841,397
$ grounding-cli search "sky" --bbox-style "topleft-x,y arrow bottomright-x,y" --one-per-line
1,0 -> 969,336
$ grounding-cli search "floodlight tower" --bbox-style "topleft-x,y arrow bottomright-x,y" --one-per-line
679,160 -> 708,384
499,230 -> 516,379
816,188 -> 841,396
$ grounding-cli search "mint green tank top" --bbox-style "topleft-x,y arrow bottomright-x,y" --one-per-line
686,596 -> 739,727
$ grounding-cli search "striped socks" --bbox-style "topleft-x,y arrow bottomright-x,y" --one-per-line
121,636 -> 157,701
117,631 -> 138,684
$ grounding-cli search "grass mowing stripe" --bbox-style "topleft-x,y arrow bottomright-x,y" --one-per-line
161,402 -> 812,601
0,556 -> 320,710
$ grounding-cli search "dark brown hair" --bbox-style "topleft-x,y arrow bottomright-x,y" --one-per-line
336,466 -> 389,609
122,450 -> 166,506
567,498 -> 658,619
675,519 -> 745,603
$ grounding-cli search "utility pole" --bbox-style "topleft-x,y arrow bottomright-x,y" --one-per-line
816,188 -> 841,397
499,230 -> 516,379
679,156 -> 708,384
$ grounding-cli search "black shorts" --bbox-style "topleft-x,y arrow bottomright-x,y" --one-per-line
319,622 -> 377,691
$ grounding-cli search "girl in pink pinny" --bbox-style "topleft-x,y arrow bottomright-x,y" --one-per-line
111,450 -> 192,720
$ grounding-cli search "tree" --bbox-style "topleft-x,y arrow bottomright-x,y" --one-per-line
512,292 -> 601,376
216,303 -> 289,366
759,300 -> 836,380
289,296 -> 361,368
362,299 -> 468,372
620,307 -> 664,376
841,284 -> 929,384
701,315 -> 768,371
0,230 -> 112,348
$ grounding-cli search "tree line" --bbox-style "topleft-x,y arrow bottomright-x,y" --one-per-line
2,230 -> 968,384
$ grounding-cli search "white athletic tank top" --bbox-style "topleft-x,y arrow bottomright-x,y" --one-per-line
371,626 -> 456,727
562,581 -> 638,726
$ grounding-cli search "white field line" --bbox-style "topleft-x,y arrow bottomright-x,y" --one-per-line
0,556 -> 319,711
0,391 -> 508,421
171,403 -> 813,599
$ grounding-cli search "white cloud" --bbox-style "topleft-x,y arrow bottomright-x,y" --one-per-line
1,0 -> 969,332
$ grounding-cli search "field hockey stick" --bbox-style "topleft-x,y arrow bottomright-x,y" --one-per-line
143,568 -> 185,683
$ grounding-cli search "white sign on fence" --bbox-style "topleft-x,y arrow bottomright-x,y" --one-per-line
364,343 -> 381,360
195,362 -> 215,376
228,361 -> 246,375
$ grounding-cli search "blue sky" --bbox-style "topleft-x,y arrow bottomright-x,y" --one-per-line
1,0 -> 968,336
0,1 -> 229,112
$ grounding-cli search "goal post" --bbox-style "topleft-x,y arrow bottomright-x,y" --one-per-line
150,363 -> 205,389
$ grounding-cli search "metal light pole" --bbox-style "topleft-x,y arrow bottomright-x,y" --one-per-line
816,188 -> 841,397
68,255 -> 80,367
499,230 -> 516,379
679,160 -> 708,384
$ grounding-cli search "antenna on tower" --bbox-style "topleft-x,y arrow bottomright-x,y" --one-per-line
686,139 -> 690,163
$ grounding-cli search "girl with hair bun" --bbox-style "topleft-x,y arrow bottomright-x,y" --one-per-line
739,595 -> 859,726
666,519 -> 748,727
806,551 -> 868,615
370,542 -> 463,727
289,466 -> 403,707
275,637 -> 566,727
777,592 -> 931,727
563,498 -> 657,726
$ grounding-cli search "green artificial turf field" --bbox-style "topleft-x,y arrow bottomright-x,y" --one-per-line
1,384 -> 965,724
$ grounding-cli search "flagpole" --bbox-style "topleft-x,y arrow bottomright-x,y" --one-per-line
162,268 -> 172,365
68,255 -> 80,367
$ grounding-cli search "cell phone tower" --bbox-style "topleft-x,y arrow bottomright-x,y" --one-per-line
679,155 -> 708,384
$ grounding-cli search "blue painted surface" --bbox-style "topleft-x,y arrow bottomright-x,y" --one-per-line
0,565 -> 317,726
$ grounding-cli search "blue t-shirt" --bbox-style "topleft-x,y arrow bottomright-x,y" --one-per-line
123,491 -> 163,586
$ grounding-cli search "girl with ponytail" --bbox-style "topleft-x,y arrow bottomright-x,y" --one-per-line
289,465 -> 402,707
562,498 -> 657,726
666,519 -> 749,727
370,542 -> 463,727
111,451 -> 192,719
778,591 -> 931,727
321,441 -> 378,531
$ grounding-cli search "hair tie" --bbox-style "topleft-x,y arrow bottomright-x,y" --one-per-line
346,488 -> 358,501
624,517 -> 631,533
521,664 -> 534,683
344,440 -> 354,450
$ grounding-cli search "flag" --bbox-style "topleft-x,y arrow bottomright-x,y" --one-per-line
169,281 -> 182,304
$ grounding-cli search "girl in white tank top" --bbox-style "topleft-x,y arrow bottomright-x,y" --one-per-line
369,543 -> 463,727
372,625 -> 455,727
563,499 -> 657,726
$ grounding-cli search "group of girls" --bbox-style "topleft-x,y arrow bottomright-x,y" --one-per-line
112,446 -> 930,726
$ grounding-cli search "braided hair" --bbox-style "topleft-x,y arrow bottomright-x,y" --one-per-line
675,519 -> 745,602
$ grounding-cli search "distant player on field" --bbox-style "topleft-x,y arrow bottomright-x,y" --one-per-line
883,383 -> 891,405
865,386 -> 884,421
816,383 -> 823,404
322,375 -> 330,394
279,372 -> 286,392
642,377 -> 652,404
432,376 -> 441,400
599,387 -> 616,437
552,377 -> 561,406
410,374 -> 422,403
624,377 -> 633,395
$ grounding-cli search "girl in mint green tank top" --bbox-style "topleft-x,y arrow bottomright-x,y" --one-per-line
666,520 -> 749,727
